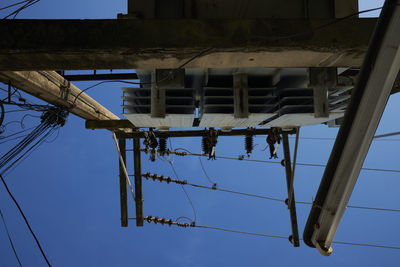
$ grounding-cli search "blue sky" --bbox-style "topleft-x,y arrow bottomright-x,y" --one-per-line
1,0 -> 400,266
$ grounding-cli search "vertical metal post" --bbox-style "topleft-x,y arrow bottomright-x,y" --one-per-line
282,132 -> 300,247
309,67 -> 337,118
134,137 -> 144,226
118,138 -> 128,227
233,72 -> 249,119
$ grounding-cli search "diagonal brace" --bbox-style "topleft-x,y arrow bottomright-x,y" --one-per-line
281,131 -> 300,247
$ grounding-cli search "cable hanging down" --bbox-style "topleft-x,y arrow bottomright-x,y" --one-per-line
0,106 -> 68,175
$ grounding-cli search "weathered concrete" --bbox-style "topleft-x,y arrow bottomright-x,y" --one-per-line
0,71 -> 120,120
0,18 -> 377,71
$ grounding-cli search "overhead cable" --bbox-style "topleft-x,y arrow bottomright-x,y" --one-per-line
130,216 -> 400,251
141,173 -> 400,213
169,148 -> 400,174
0,209 -> 22,267
0,174 -> 51,266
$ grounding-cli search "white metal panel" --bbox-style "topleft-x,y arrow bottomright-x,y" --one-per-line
199,113 -> 274,128
123,114 -> 195,129
265,113 -> 344,128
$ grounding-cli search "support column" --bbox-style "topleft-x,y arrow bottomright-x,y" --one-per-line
282,132 -> 300,247
134,137 -> 144,226
118,138 -> 128,227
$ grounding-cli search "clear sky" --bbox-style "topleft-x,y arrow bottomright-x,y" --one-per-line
1,0 -> 400,266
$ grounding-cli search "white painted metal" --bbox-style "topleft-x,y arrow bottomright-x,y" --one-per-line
199,113 -> 275,129
265,113 -> 344,128
123,114 -> 195,129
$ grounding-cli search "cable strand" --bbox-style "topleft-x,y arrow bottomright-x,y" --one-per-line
0,174 -> 51,266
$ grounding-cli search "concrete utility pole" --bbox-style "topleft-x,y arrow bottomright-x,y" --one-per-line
0,71 -> 120,121
0,18 -> 377,71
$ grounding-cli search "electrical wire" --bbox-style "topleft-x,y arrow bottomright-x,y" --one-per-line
286,133 -> 400,141
374,131 -> 400,139
0,106 -> 68,176
0,0 -> 30,11
0,209 -> 22,267
141,172 -> 400,213
130,217 -> 400,251
195,224 -> 288,239
0,174 -> 51,266
250,6 -> 396,41
214,155 -> 400,174
3,0 -> 40,19
197,224 -> 400,250
71,80 -> 141,107
174,148 -> 400,174
295,201 -> 400,213
0,126 -> 36,140
188,182 -> 285,203
71,47 -> 213,107
0,133 -> 31,145
198,157 -> 217,185
166,140 -> 197,223
169,161 -> 197,223
0,101 -> 4,127
188,182 -> 400,213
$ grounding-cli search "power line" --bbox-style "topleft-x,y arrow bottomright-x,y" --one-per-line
331,241 -> 400,250
0,209 -> 22,267
285,132 -> 400,141
168,158 -> 197,223
205,155 -> 400,174
198,157 -> 217,185
0,174 -> 51,266
195,224 -> 287,239
141,173 -> 400,213
0,0 -> 30,11
2,0 -> 40,19
250,5 -> 397,41
131,216 -> 400,251
199,224 -> 400,250
374,131 -> 400,139
187,182 -> 285,203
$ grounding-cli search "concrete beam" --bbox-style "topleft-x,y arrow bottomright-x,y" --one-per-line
0,18 -> 377,71
0,71 -> 120,120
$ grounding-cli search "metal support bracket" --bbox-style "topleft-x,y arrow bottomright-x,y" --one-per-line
309,67 -> 337,118
282,131 -> 300,247
112,132 -> 136,227
233,72 -> 249,118
151,69 -> 185,118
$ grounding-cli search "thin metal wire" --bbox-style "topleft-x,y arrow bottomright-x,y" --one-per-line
0,174 -> 51,266
213,155 -> 400,174
331,241 -> 400,250
130,217 -> 400,251
169,161 -> 197,222
195,224 -> 288,239
187,183 -> 284,203
296,201 -> 400,213
0,209 -> 22,267
198,157 -> 217,185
